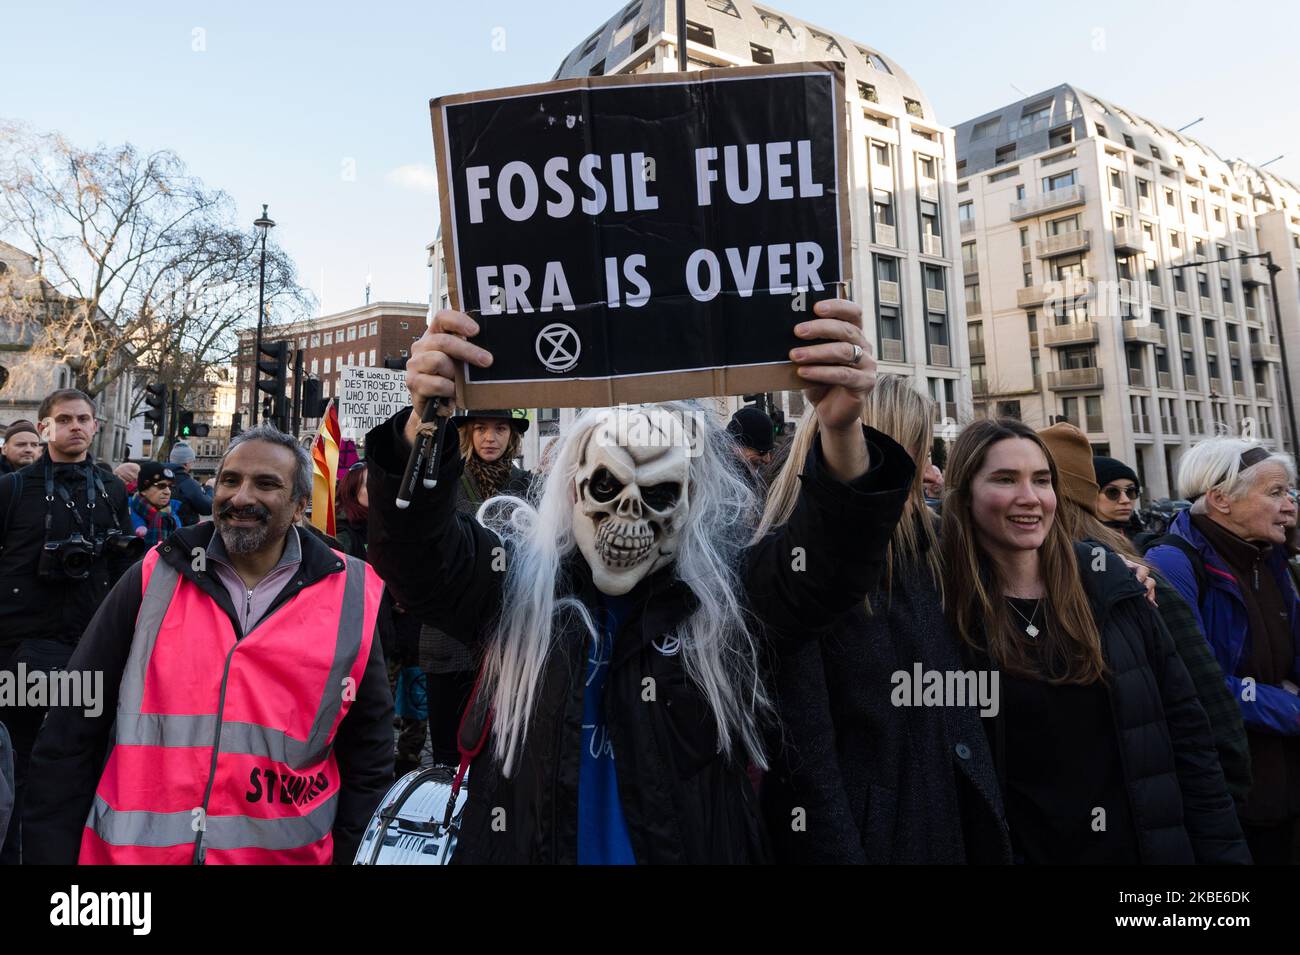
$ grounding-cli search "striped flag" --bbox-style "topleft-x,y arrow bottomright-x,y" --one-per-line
311,399 -> 341,537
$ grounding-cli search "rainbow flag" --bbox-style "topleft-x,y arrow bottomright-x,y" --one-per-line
311,399 -> 341,537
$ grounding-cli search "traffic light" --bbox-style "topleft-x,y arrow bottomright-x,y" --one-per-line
143,383 -> 167,435
177,410 -> 209,438
257,340 -> 289,429
301,378 -> 326,418
230,411 -> 243,439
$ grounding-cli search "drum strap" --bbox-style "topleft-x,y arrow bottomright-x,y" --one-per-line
445,663 -> 493,829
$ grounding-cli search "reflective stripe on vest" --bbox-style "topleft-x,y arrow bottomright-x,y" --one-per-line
82,546 -> 381,863
112,554 -> 370,768
87,791 -> 338,851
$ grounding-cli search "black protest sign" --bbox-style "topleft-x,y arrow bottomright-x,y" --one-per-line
431,62 -> 850,409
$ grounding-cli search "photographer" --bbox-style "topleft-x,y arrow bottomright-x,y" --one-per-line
0,389 -> 137,864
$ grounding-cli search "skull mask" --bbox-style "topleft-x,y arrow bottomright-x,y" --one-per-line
573,407 -> 692,596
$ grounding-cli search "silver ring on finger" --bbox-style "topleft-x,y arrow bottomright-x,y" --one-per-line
849,343 -> 863,366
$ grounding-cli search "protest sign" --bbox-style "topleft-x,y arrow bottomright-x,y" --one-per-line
431,62 -> 850,409
337,366 -> 409,441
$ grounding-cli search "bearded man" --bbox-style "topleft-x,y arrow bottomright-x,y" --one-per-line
366,300 -> 913,863
23,423 -> 394,864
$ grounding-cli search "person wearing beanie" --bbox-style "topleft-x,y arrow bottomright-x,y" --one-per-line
1,421 -> 41,474
727,405 -> 775,488
1038,424 -> 1253,812
1093,456 -> 1144,541
128,462 -> 183,546
168,441 -> 212,525
1036,423 -> 1100,514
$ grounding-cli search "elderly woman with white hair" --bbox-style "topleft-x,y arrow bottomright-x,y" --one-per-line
1146,437 -> 1300,863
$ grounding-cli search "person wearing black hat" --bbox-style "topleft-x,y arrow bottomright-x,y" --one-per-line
417,408 -> 534,768
1,421 -> 40,475
1094,455 -> 1145,541
457,409 -> 532,510
727,405 -> 775,489
128,462 -> 182,547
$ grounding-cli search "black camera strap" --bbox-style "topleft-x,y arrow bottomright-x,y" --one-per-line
43,456 -> 109,541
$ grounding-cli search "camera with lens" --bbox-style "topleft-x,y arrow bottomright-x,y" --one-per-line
102,529 -> 148,562
38,532 -> 98,580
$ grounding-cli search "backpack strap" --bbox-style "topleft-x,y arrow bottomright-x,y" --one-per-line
0,470 -> 23,558
1144,533 -> 1208,604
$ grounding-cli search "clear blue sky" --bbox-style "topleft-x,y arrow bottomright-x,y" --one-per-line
4,0 -> 1296,311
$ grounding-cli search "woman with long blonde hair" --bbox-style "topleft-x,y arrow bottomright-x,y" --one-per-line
760,375 -> 1011,863
941,418 -> 1248,864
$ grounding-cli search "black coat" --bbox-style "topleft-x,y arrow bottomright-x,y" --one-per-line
984,542 -> 1250,864
0,452 -> 134,653
763,539 -> 1012,864
418,463 -> 534,676
366,409 -> 914,864
22,522 -> 395,864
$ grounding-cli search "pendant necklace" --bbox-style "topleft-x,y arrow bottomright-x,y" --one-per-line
1008,598 -> 1042,639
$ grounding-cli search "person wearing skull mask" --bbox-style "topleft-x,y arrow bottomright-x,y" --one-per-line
365,300 -> 914,864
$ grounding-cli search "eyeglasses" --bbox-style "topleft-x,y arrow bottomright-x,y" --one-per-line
1102,485 -> 1140,502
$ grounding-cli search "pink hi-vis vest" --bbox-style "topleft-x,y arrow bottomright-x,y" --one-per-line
80,544 -> 382,864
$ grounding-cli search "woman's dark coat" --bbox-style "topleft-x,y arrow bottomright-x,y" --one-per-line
763,529 -> 1012,864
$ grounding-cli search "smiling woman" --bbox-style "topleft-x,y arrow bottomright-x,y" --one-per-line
940,418 -> 1249,865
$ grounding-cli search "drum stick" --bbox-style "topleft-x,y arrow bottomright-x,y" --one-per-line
395,399 -> 441,510
422,406 -> 454,490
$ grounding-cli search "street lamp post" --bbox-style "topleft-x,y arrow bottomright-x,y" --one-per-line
1262,251 -> 1300,455
676,0 -> 687,71
251,204 -> 276,425
1168,251 -> 1300,455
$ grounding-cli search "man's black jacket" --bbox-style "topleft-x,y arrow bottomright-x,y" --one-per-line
0,452 -> 133,653
22,522 -> 394,864
366,408 -> 914,864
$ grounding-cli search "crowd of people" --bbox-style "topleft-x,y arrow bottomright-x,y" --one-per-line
0,300 -> 1297,865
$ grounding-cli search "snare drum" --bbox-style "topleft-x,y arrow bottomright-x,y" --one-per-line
353,765 -> 468,865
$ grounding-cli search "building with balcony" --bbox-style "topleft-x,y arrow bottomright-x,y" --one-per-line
1233,160 -> 1300,448
430,0 -> 969,466
955,84 -> 1287,499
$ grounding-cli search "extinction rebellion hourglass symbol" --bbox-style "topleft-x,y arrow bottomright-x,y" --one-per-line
536,323 -> 581,373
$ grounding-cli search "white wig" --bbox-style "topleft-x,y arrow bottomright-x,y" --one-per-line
473,400 -> 770,777
1177,437 -> 1296,506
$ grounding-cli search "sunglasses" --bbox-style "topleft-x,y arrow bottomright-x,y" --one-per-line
1102,485 -> 1139,502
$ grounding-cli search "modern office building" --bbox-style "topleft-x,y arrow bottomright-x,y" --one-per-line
955,84 -> 1290,499
1232,159 -> 1300,451
431,0 -> 969,463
